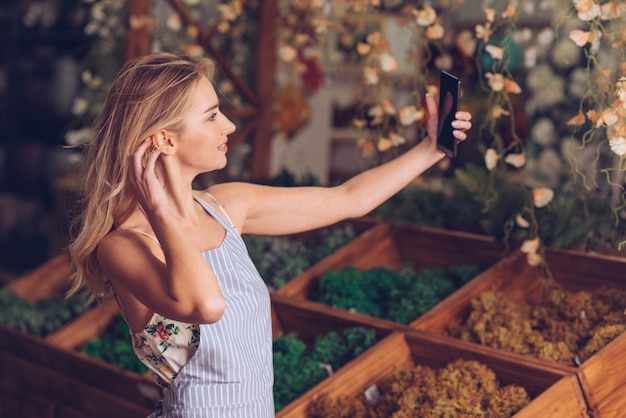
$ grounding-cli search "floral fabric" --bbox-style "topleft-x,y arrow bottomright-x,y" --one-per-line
131,314 -> 200,388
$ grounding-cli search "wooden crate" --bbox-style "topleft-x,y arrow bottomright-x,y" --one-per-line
6,251 -> 72,304
275,221 -> 507,330
0,324 -> 158,418
413,248 -> 626,415
277,330 -> 590,417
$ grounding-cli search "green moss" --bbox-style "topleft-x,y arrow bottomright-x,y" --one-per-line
273,327 -> 377,412
313,264 -> 480,324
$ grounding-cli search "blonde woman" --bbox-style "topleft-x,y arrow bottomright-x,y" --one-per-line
68,52 -> 472,417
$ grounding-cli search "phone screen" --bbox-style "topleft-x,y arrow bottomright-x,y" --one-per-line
437,71 -> 460,158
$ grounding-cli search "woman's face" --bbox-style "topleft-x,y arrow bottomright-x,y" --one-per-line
173,76 -> 236,172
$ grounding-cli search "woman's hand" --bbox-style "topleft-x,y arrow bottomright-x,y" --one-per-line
424,94 -> 472,153
129,137 -> 166,211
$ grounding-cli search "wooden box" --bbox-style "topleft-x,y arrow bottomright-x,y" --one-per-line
413,247 -> 626,415
19,295 -> 394,418
277,330 -> 590,417
276,221 -> 507,330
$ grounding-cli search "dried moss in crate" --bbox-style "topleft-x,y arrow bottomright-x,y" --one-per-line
307,359 -> 531,417
245,224 -> 357,291
0,289 -> 91,337
273,326 -> 377,412
80,313 -> 148,374
312,264 -> 480,324
448,283 -> 626,366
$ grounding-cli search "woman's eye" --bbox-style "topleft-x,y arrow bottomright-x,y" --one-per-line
208,112 -> 218,121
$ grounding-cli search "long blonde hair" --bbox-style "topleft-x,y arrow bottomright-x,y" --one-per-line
68,53 -> 215,302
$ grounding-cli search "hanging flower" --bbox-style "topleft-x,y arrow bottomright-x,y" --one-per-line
278,44 -> 297,62
526,252 -> 544,267
515,214 -> 530,228
475,23 -> 492,41
573,0 -> 601,21
485,44 -> 504,61
166,13 -> 182,31
363,66 -> 379,85
413,6 -> 437,26
503,78 -> 522,94
491,105 -> 510,119
377,136 -> 393,151
504,153 -> 526,168
357,138 -> 376,158
389,132 -> 406,146
485,148 -> 498,170
456,30 -> 477,57
521,237 -> 540,254
485,72 -> 504,91
532,187 -> 554,208
609,137 -> 626,156
380,53 -> 398,72
567,112 -> 586,126
357,42 -> 371,55
399,105 -> 424,125
426,23 -> 445,40
569,29 -> 590,47
381,99 -> 396,115
353,118 -> 367,129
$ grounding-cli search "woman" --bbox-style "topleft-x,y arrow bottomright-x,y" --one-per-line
68,52 -> 472,417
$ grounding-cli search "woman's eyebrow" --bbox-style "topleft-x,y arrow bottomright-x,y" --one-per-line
203,103 -> 220,114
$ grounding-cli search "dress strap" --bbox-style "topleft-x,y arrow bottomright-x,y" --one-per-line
199,191 -> 236,229
116,227 -> 161,247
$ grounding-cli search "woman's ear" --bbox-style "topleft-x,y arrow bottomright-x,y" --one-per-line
152,130 -> 176,154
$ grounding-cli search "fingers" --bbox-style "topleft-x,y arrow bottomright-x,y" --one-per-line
452,112 -> 472,142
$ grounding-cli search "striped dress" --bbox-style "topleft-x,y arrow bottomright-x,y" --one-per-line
143,195 -> 274,417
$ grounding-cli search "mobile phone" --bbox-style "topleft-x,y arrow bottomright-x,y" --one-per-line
437,71 -> 460,158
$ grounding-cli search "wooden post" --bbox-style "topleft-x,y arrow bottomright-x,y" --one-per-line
250,0 -> 278,181
125,0 -> 153,62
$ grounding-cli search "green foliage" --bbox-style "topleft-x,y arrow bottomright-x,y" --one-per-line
314,264 -> 480,324
0,289 -> 91,337
273,327 -> 377,412
375,162 -> 626,251
80,314 -> 148,374
244,224 -> 357,290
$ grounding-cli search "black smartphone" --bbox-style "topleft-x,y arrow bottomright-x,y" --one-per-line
436,71 -> 460,158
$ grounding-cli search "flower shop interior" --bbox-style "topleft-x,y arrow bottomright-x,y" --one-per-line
1,0 -> 626,417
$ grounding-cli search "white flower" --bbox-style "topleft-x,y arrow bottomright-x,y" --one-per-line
504,153 -> 526,168
485,148 -> 498,171
399,106 -> 424,125
532,188 -> 554,208
380,53 -> 398,72
609,137 -> 626,157
363,66 -> 379,85
516,214 -> 530,228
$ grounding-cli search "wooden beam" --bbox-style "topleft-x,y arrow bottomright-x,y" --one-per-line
124,0 -> 153,62
250,0 -> 278,181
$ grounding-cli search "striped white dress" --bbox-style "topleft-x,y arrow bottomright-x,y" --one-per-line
147,195 -> 274,417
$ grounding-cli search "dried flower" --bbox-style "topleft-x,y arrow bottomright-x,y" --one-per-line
485,44 -> 504,61
573,0 -> 601,21
363,66 -> 379,85
485,148 -> 498,171
532,188 -> 554,208
399,105 -> 424,125
413,6 -> 437,26
609,137 -> 626,156
515,214 -> 530,228
380,53 -> 398,72
504,153 -> 526,168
